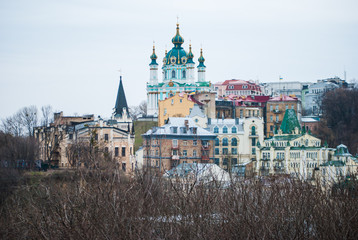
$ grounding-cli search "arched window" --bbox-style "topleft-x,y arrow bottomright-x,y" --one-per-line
232,126 -> 237,133
222,138 -> 228,146
251,126 -> 256,135
214,127 -> 219,133
182,70 -> 186,78
223,126 -> 228,133
172,70 -> 176,78
231,138 -> 237,146
215,138 -> 220,146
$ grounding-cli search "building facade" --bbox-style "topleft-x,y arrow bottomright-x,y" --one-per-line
214,79 -> 263,98
207,117 -> 264,171
266,95 -> 301,138
142,118 -> 216,173
34,77 -> 135,173
147,24 -> 213,116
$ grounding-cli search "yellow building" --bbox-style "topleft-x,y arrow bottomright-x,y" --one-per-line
158,93 -> 194,126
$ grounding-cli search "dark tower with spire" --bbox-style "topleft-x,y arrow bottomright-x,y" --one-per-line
113,76 -> 130,120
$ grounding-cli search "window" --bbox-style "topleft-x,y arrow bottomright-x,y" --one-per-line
180,99 -> 182,103
214,158 -> 220,166
115,147 -> 119,157
223,127 -> 228,133
270,105 -> 273,111
122,147 -> 126,157
182,70 -> 186,78
214,126 -> 219,133
155,150 -> 158,156
172,149 -> 178,155
193,140 -> 197,146
223,158 -> 228,165
105,134 -> 108,141
183,150 -> 187,156
172,127 -> 178,133
252,138 -> 256,146
231,138 -> 237,146
240,109 -> 243,118
172,70 -> 176,78
232,148 -> 237,155
104,147 -> 108,153
193,150 -> 197,157
215,138 -> 220,146
275,105 -> 279,111
270,125 -> 274,132
252,148 -> 256,155
215,148 -> 220,155
172,139 -> 178,147
291,104 -> 294,109
171,99 -> 174,105
286,105 -> 288,110
69,134 -> 73,140
232,127 -> 237,133
94,134 -> 98,141
222,148 -> 229,155
222,138 -> 228,146
183,140 -> 187,146
270,115 -> 273,122
251,126 -> 256,135
164,108 -> 167,115
232,158 -> 237,165
276,115 -> 279,122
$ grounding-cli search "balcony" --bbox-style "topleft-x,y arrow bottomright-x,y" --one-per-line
272,109 -> 281,114
201,155 -> 210,161
171,155 -> 180,160
202,145 -> 210,150
249,133 -> 258,138
274,158 -> 284,162
172,145 -> 179,150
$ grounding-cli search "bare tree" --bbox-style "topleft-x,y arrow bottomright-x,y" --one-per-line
41,105 -> 53,127
19,106 -> 38,137
1,112 -> 23,137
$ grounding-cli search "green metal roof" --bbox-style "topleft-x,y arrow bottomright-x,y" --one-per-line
321,160 -> 345,167
280,109 -> 301,134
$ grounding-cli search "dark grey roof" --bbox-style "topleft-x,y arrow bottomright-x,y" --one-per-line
114,77 -> 129,118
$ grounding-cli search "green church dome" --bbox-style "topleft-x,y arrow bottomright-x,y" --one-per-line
172,23 -> 184,46
163,24 -> 188,66
198,48 -> 206,67
150,45 -> 158,65
187,44 -> 194,64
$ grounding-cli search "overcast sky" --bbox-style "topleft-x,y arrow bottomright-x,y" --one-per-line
1,0 -> 357,120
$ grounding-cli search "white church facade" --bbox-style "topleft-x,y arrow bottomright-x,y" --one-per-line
146,23 -> 213,116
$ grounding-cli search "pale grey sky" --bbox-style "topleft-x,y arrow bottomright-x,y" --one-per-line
1,0 -> 357,119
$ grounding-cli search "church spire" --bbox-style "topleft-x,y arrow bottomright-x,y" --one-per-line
114,76 -> 129,118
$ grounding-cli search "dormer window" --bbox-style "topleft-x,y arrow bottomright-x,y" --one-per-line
172,127 -> 178,133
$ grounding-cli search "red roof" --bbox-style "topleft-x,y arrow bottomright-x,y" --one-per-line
269,95 -> 298,102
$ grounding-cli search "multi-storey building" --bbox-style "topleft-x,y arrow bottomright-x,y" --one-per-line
142,118 -> 216,173
214,79 -> 262,98
207,117 -> 264,171
266,95 -> 301,138
34,77 -> 135,172
257,109 -> 329,179
147,24 -> 213,116
260,81 -> 312,100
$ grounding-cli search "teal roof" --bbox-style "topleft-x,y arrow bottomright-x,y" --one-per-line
187,44 -> 194,64
280,109 -> 301,134
150,45 -> 158,65
198,48 -> 206,68
334,144 -> 351,156
321,160 -> 345,167
172,24 -> 184,47
162,24 -> 188,66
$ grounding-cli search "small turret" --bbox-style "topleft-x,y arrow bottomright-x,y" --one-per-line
197,48 -> 206,82
149,43 -> 158,85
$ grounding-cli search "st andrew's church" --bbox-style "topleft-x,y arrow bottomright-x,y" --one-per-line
147,23 -> 213,116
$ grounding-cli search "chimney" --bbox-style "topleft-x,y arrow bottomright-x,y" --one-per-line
184,120 -> 189,131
